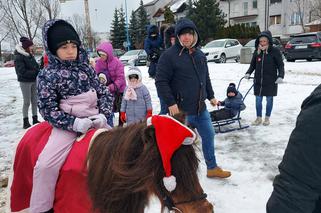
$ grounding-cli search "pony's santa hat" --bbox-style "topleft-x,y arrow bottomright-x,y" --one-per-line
147,115 -> 196,192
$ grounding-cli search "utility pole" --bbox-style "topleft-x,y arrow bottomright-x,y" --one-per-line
84,0 -> 93,50
124,0 -> 130,51
264,0 -> 270,30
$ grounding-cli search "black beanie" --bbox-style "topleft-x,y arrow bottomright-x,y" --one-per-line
178,27 -> 194,36
227,83 -> 238,96
47,21 -> 81,55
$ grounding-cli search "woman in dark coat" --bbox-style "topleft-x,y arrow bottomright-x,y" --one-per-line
14,37 -> 40,129
245,30 -> 284,126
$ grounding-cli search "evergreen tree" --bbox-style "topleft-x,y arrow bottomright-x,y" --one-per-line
187,0 -> 226,43
110,8 -> 121,48
137,0 -> 149,47
164,6 -> 175,24
129,10 -> 139,48
118,6 -> 127,49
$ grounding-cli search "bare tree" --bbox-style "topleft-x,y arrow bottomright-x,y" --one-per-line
0,5 -> 12,60
67,14 -> 96,49
39,0 -> 61,20
68,14 -> 86,44
292,0 -> 313,32
310,0 -> 321,20
0,0 -> 43,40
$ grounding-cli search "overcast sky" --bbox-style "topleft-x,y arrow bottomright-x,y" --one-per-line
60,0 -> 150,33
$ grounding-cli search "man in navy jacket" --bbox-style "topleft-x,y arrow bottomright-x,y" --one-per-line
155,18 -> 231,178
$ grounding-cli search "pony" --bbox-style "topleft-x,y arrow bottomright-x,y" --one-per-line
10,116 -> 214,213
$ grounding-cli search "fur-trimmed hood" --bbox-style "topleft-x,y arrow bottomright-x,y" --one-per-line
175,18 -> 200,48
255,30 -> 273,49
15,44 -> 30,57
126,66 -> 142,82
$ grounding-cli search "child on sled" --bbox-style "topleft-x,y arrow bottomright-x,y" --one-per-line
210,83 -> 246,121
30,19 -> 113,213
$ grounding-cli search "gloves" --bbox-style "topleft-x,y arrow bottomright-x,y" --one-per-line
146,110 -> 152,118
120,112 -> 126,123
244,74 -> 250,79
275,77 -> 284,84
73,117 -> 93,133
88,114 -> 107,129
98,73 -> 107,85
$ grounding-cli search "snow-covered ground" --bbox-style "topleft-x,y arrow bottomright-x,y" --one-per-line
1,60 -> 321,213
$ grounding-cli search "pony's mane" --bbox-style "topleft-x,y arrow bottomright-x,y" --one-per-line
87,119 -> 200,213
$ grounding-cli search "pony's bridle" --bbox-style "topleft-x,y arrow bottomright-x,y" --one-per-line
158,184 -> 208,213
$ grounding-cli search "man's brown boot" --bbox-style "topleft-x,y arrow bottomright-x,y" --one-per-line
207,167 -> 231,178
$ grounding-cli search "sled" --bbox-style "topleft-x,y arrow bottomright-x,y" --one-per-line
212,76 -> 254,133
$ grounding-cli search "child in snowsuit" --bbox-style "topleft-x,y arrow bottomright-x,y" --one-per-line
210,83 -> 246,121
120,67 -> 152,125
30,19 -> 113,213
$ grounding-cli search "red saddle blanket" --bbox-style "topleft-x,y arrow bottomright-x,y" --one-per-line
10,121 -> 98,213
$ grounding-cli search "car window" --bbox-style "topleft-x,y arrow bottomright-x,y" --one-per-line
289,35 -> 317,44
233,40 -> 239,46
225,40 -> 233,47
245,39 -> 255,47
273,38 -> 280,45
204,40 -> 225,48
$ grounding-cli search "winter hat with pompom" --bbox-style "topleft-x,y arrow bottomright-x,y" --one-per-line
146,115 -> 196,192
20,37 -> 33,50
226,82 -> 238,96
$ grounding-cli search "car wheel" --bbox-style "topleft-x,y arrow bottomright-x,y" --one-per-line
307,58 -> 312,62
286,59 -> 295,62
219,54 -> 226,63
235,55 -> 240,62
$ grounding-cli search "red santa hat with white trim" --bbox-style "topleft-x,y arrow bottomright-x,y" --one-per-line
146,115 -> 196,192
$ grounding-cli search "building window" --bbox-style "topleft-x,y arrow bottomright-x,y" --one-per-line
253,0 -> 257,9
270,0 -> 281,4
290,12 -> 302,25
251,22 -> 257,26
243,2 -> 248,16
270,15 -> 281,25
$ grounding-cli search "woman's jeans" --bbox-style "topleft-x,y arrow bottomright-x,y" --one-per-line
186,110 -> 217,169
256,96 -> 273,117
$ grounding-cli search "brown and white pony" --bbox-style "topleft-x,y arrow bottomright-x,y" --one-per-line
10,119 -> 213,213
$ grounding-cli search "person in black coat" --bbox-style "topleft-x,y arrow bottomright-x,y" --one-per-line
155,18 -> 231,178
14,37 -> 40,129
266,85 -> 321,213
244,30 -> 285,126
144,25 -> 163,79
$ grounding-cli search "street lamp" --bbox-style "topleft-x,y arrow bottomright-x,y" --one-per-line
124,0 -> 130,51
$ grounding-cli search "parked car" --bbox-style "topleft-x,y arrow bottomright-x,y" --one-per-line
284,31 -> 321,62
201,39 -> 242,63
119,49 -> 147,66
3,60 -> 15,67
113,49 -> 126,58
